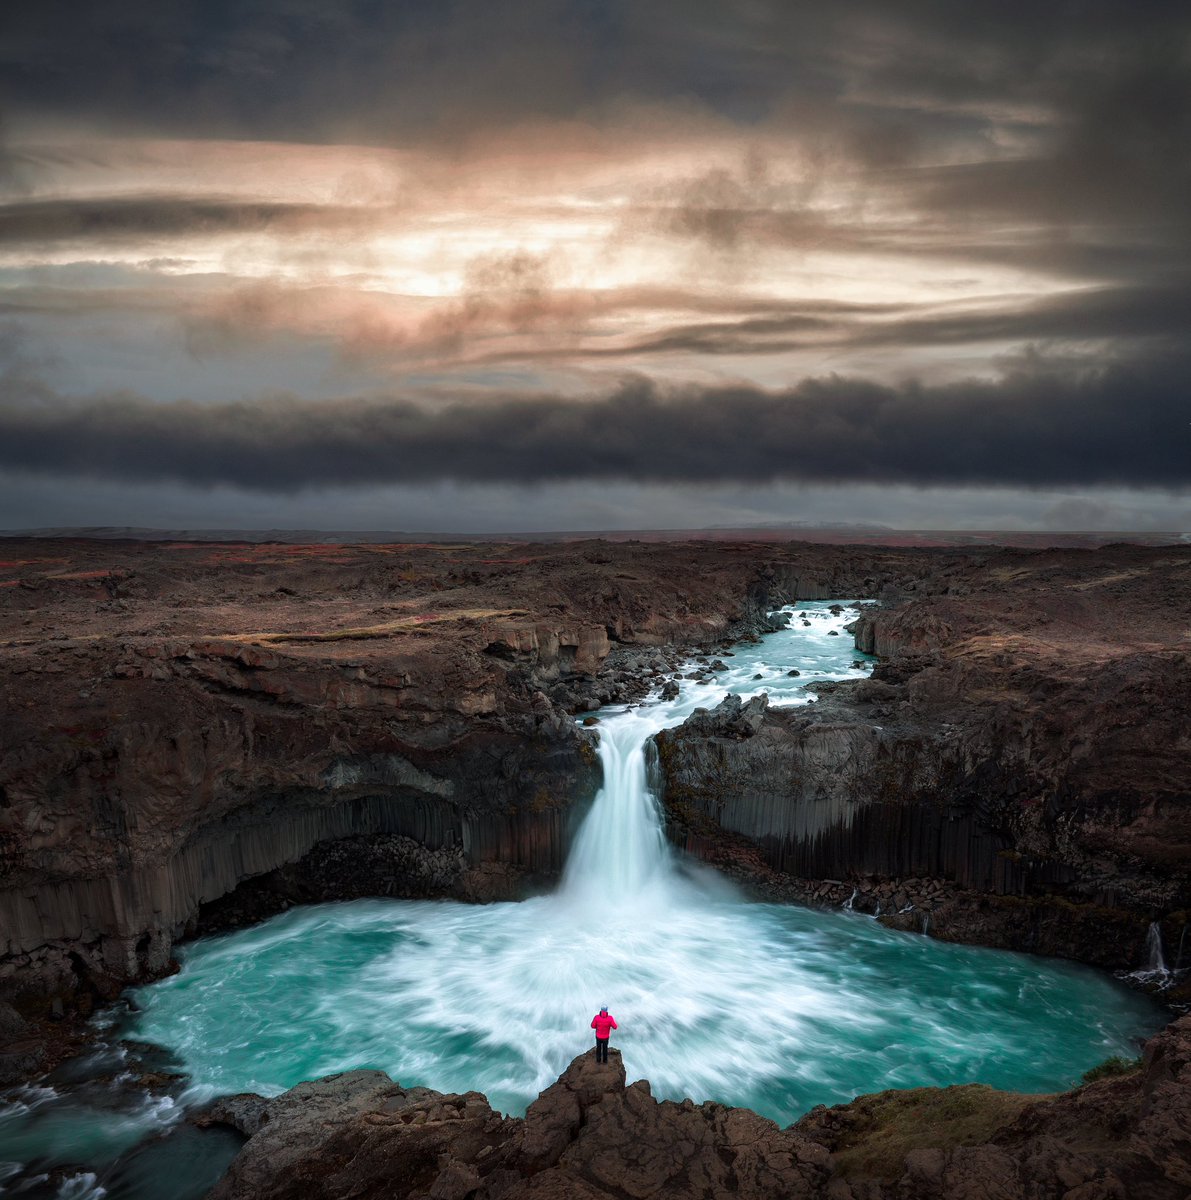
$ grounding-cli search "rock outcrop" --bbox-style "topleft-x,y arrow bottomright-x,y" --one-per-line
202,1016 -> 1191,1199
0,636 -> 600,1021
797,1013 -> 1191,1199
203,1049 -> 832,1200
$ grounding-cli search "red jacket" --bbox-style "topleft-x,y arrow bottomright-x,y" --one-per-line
591,1012 -> 617,1038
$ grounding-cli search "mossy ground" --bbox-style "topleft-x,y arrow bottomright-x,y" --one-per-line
817,1084 -> 1039,1182
1080,1055 -> 1141,1083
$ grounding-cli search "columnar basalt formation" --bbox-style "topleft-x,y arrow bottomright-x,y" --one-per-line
201,1016 -> 1191,1199
655,546 -> 1191,969
0,637 -> 599,1026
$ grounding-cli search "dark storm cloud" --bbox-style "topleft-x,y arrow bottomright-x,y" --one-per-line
4,2 -> 1187,154
456,282 -> 1191,364
2,351 -> 1187,490
0,196 -> 370,243
4,2 -> 1188,285
0,0 -> 632,142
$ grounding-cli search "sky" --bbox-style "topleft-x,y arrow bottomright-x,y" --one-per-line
1,1 -> 1189,532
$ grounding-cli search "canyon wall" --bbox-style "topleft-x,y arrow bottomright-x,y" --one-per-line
654,547 -> 1191,970
0,635 -> 600,1015
1,537 -> 939,1034
5,536 -> 1188,1039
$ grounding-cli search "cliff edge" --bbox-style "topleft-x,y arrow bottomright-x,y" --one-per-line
200,1016 -> 1191,1199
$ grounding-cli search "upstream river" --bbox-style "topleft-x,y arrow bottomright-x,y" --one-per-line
0,603 -> 1166,1198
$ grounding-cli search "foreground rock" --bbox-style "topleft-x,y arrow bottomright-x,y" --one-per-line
203,1049 -> 831,1199
203,1017 -> 1191,1199
798,1013 -> 1191,1199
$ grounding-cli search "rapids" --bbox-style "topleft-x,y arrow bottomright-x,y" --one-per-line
0,603 -> 1167,1197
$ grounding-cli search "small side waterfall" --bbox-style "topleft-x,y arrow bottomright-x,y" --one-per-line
1129,921 -> 1173,986
1142,921 -> 1162,969
1144,922 -> 1167,974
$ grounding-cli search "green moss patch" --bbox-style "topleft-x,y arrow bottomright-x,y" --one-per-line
822,1084 -> 1039,1182
1080,1055 -> 1141,1084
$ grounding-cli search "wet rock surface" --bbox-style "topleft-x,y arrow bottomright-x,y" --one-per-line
203,1017 -> 1191,1200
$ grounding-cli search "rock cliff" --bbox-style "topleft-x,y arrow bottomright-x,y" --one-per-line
655,545 -> 1191,969
200,1016 -> 1191,1199
0,537 -> 934,1045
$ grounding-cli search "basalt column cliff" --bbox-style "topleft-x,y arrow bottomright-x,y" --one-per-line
655,545 -> 1191,976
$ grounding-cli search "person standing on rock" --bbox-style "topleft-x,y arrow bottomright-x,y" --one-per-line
591,1006 -> 617,1063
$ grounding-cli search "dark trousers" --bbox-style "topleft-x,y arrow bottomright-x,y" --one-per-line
595,1037 -> 609,1063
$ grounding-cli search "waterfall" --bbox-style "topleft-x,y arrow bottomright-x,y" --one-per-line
6,599 -> 1168,1195
561,709 -> 673,902
843,888 -> 857,911
1128,921 -> 1173,986
1144,922 -> 1167,976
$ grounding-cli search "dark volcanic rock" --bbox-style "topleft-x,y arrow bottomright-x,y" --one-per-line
194,831 -> 536,935
207,1050 -> 831,1200
655,547 -> 1191,968
205,1018 -> 1191,1200
797,1014 -> 1191,1199
674,692 -> 771,740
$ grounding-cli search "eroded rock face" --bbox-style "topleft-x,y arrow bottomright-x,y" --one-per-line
0,650 -> 600,1017
799,1014 -> 1191,1200
203,1017 -> 1191,1200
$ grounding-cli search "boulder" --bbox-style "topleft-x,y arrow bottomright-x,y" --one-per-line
675,693 -> 770,739
206,1050 -> 829,1200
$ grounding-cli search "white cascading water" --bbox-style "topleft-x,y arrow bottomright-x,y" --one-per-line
1131,921 -> 1170,985
562,709 -> 672,902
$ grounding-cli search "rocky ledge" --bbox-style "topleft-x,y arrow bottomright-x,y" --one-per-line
655,545 -> 1191,975
200,1016 -> 1191,1199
